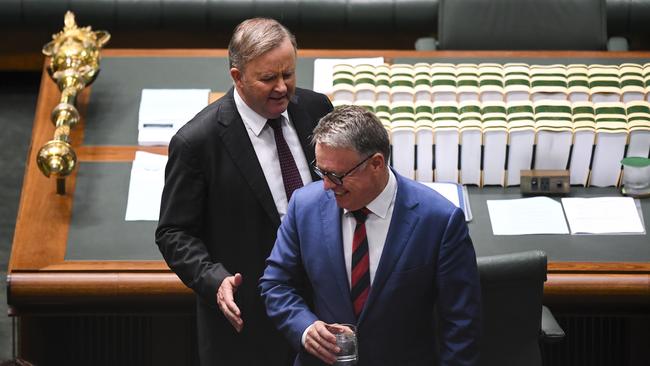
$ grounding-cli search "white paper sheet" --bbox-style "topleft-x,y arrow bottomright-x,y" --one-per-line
138,89 -> 209,145
561,197 -> 645,234
487,197 -> 569,235
312,57 -> 384,95
125,151 -> 168,221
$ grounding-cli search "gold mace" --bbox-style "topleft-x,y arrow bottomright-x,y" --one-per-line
38,11 -> 110,194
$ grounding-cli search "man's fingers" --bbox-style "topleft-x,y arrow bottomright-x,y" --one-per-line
306,338 -> 337,365
314,322 -> 338,345
216,274 -> 244,332
232,273 -> 243,287
217,293 -> 243,332
305,321 -> 339,364
219,275 -> 242,315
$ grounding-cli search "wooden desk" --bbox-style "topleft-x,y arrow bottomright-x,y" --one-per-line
7,48 -> 650,365
9,49 -> 650,310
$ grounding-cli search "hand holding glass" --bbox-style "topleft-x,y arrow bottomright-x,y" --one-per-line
327,324 -> 358,365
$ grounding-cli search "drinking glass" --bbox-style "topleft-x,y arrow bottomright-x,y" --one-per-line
329,323 -> 358,365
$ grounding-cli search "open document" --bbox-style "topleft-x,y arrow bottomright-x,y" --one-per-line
561,197 -> 645,234
125,151 -> 168,221
138,89 -> 210,145
312,57 -> 384,95
487,197 -> 569,235
422,182 -> 473,222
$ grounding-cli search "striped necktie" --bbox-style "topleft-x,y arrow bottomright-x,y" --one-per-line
268,118 -> 304,201
351,207 -> 371,317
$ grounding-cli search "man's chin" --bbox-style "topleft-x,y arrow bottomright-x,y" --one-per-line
334,195 -> 352,210
266,101 -> 289,117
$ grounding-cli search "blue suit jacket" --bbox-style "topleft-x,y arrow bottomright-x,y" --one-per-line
260,172 -> 481,366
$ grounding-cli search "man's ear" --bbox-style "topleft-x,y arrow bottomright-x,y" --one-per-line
371,153 -> 385,170
230,67 -> 242,87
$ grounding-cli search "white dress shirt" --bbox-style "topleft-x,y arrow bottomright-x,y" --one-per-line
234,88 -> 313,218
341,169 -> 397,286
301,169 -> 397,346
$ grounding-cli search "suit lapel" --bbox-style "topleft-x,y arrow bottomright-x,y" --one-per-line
359,174 -> 419,324
320,191 -> 356,320
288,96 -> 319,182
216,88 -> 281,227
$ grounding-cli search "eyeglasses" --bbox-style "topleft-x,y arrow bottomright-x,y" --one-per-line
311,154 -> 374,185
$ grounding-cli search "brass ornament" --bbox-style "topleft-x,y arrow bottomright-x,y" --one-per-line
38,11 -> 110,194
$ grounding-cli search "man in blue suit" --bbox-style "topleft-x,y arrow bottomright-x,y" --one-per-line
260,105 -> 481,365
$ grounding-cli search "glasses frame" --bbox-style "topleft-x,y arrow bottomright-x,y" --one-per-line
311,154 -> 374,185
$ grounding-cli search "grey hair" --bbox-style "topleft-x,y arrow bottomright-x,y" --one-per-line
312,105 -> 390,161
228,18 -> 297,70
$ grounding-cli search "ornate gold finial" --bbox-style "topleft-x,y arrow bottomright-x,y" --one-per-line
37,11 -> 110,194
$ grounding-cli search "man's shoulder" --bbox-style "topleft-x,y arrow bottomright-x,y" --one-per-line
396,174 -> 458,213
175,92 -> 235,142
294,87 -> 330,107
293,181 -> 327,208
295,87 -> 325,98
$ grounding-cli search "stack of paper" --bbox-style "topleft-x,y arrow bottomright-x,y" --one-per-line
312,57 -> 384,95
481,102 -> 508,186
589,102 -> 628,187
432,103 -> 460,183
561,197 -> 645,234
486,196 -> 645,235
487,197 -> 569,235
125,151 -> 168,221
459,101 -> 483,186
138,89 -> 210,146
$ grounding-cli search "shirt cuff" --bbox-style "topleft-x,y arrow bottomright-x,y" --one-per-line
301,322 -> 316,347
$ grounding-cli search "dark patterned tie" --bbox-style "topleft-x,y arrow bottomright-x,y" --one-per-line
351,207 -> 371,318
268,118 -> 304,201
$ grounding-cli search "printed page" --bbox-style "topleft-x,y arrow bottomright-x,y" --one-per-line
487,197 -> 569,235
125,151 -> 168,221
561,197 -> 645,234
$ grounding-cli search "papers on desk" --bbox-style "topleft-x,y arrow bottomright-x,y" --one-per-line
487,196 -> 646,235
422,182 -> 473,222
125,151 -> 168,221
312,57 -> 384,95
138,89 -> 209,146
487,197 -> 570,235
561,197 -> 645,234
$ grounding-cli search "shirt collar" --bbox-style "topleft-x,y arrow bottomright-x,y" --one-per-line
345,169 -> 397,219
234,87 -> 290,136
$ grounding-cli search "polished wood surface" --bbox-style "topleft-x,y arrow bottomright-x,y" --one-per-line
8,49 -> 650,311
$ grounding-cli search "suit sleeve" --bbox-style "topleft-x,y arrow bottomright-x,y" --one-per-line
259,195 -> 318,351
155,133 -> 231,307
436,208 -> 482,366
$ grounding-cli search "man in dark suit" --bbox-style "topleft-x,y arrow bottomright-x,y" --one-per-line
260,105 -> 481,365
156,18 -> 332,365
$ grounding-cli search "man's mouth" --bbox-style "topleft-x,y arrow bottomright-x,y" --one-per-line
269,95 -> 287,102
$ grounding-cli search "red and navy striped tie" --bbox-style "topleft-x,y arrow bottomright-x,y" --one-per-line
351,207 -> 371,318
268,118 -> 303,201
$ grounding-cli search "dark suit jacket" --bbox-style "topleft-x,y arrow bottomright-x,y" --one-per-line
156,87 -> 333,365
260,172 -> 482,366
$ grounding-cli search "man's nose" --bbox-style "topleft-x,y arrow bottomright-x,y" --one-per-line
322,175 -> 336,190
274,76 -> 287,94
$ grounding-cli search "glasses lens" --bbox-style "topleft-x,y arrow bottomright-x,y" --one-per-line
327,174 -> 343,185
